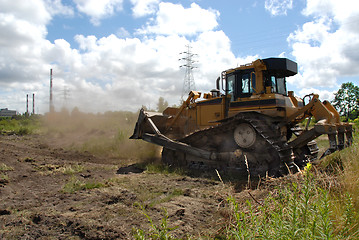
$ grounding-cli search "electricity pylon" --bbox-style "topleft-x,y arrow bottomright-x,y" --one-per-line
179,44 -> 197,101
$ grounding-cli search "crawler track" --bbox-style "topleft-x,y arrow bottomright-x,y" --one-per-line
162,112 -> 318,177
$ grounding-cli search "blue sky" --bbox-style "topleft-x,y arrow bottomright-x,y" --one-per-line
46,0 -> 306,57
1,0 -> 358,114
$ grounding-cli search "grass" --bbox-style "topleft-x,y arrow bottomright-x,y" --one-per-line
148,188 -> 184,207
2,111 -> 358,239
0,115 -> 42,135
0,163 -> 14,171
133,204 -> 179,240
131,126 -> 359,239
145,162 -> 186,176
61,176 -> 105,193
0,163 -> 13,184
222,127 -> 359,239
0,173 -> 9,183
61,164 -> 85,175
223,164 -> 354,239
32,163 -> 85,175
106,172 -> 186,209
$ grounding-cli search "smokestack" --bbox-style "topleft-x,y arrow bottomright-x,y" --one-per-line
50,69 -> 54,113
32,93 -> 35,115
26,94 -> 29,115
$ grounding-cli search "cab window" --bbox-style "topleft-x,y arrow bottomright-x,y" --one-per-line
227,74 -> 235,101
241,73 -> 250,94
226,69 -> 254,101
276,77 -> 286,95
270,76 -> 287,95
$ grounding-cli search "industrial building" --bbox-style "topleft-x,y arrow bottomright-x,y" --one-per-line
0,108 -> 17,117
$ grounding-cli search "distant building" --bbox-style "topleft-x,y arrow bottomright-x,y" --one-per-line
0,108 -> 17,117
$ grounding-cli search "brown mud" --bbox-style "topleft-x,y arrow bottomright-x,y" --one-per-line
0,134 -> 282,239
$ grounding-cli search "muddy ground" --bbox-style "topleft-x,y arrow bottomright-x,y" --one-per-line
0,134 -> 281,239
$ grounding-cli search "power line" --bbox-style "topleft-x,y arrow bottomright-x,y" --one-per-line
49,69 -> 54,113
62,85 -> 70,108
179,44 -> 198,101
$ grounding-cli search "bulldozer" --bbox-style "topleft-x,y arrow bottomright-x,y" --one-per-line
130,58 -> 353,176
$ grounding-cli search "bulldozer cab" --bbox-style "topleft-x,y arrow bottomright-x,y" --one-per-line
223,58 -> 297,101
221,58 -> 298,118
225,69 -> 255,101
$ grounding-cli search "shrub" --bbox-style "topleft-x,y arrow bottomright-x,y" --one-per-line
0,116 -> 41,135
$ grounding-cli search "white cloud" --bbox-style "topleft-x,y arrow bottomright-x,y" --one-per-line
265,0 -> 293,16
73,0 -> 123,26
0,0 -> 51,89
131,0 -> 159,18
288,0 -> 359,88
45,0 -> 74,17
0,0 -> 252,114
0,0 -> 51,25
192,31 -> 258,91
297,87 -> 335,101
137,2 -> 220,36
116,27 -> 131,38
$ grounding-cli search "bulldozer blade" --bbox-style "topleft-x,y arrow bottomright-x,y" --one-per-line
129,108 -> 147,139
130,108 -> 170,140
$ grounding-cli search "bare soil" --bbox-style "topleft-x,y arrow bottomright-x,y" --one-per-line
0,134 -> 275,239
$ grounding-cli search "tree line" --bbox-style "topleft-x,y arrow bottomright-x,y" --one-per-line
332,82 -> 359,121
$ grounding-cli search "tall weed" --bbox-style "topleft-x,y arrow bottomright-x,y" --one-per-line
225,163 -> 358,239
132,204 -> 178,240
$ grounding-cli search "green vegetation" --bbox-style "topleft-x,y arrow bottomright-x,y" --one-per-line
0,163 -> 14,171
61,176 -> 105,193
1,101 -> 358,239
133,205 -> 178,240
332,82 -> 359,120
0,115 -> 42,135
132,129 -> 359,239
61,164 -> 85,175
33,163 -> 85,175
0,173 -> 9,184
224,163 -> 358,239
145,162 -> 186,176
0,163 -> 13,184
148,188 -> 184,207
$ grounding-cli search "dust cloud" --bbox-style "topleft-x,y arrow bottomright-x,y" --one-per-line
42,108 -> 159,164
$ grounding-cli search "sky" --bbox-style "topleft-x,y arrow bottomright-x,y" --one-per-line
1,0 -> 359,114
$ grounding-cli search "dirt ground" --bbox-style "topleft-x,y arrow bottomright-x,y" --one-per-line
0,134 -> 276,239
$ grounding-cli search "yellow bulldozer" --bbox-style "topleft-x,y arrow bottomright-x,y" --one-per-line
131,58 -> 353,176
